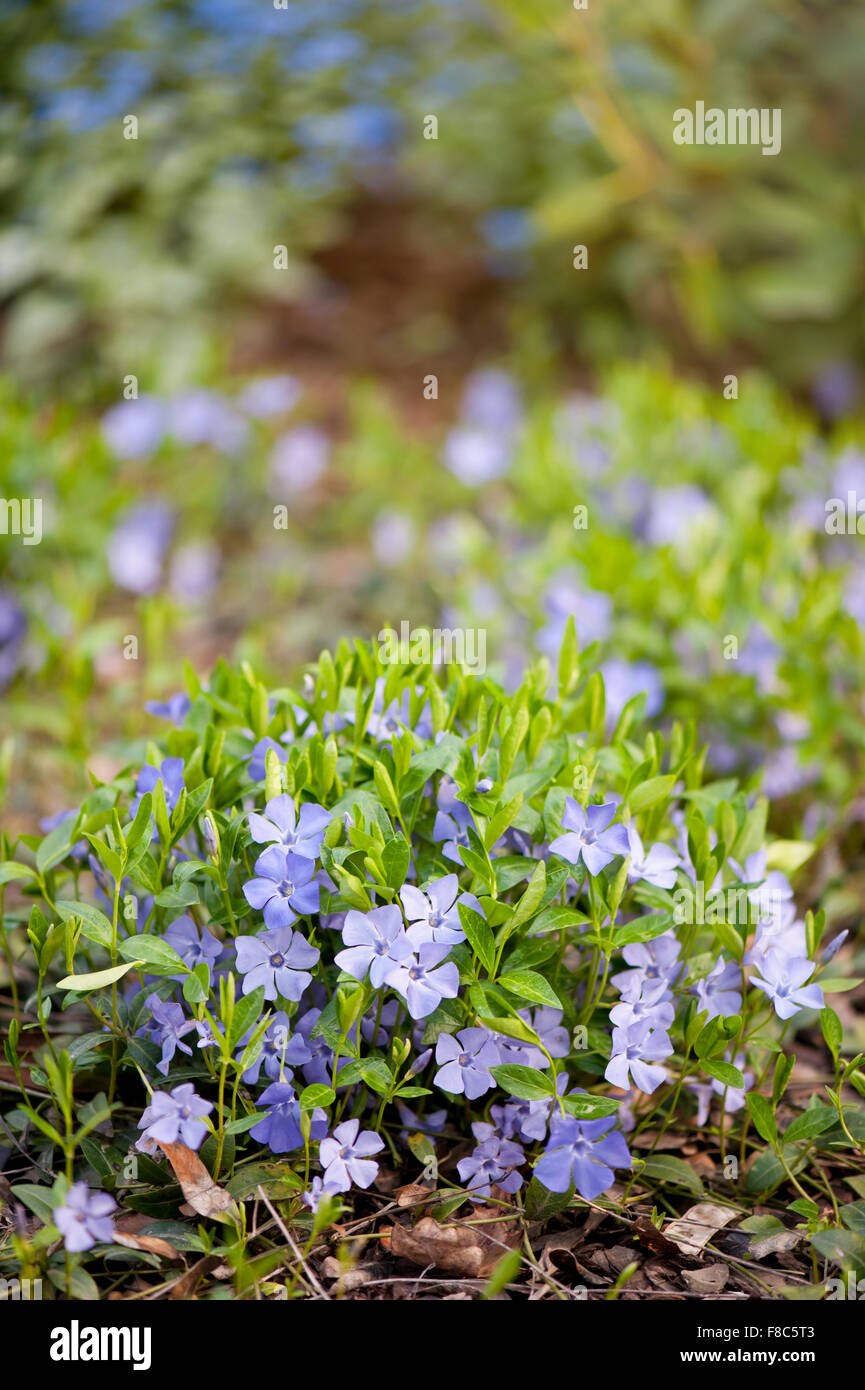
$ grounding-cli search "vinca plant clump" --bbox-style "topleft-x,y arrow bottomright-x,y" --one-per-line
2,634 -> 863,1300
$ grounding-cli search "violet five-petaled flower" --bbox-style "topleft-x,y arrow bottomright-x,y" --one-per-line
250,1083 -> 328,1153
750,953 -> 824,1020
247,794 -> 330,859
136,1084 -> 213,1151
457,1121 -> 525,1199
319,1119 -> 385,1192
434,1028 -> 501,1099
234,924 -> 319,1001
334,905 -> 414,988
242,846 -> 321,930
386,940 -> 461,1020
53,1182 -> 117,1253
535,1115 -> 631,1199
550,798 -> 630,877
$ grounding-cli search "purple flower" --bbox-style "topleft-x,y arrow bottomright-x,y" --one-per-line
335,905 -> 413,988
444,427 -> 511,485
495,1007 -> 570,1069
609,987 -> 675,1032
688,1052 -> 751,1126
238,374 -> 301,418
139,993 -> 197,1076
248,794 -> 330,860
491,1075 -> 568,1144
434,1028 -> 501,1100
269,425 -> 329,492
137,1084 -> 213,1151
457,1122 -> 524,1199
239,1011 -> 312,1084
107,501 -> 173,594
396,1101 -> 448,1138
130,756 -> 185,825
751,954 -> 824,1020
234,924 -> 319,1002
0,590 -> 26,690
626,825 -> 679,890
168,389 -> 247,452
535,1115 -> 631,1199
53,1183 -> 117,1252
691,958 -> 742,1021
365,681 -> 432,744
250,1082 -> 327,1153
164,916 -> 223,979
248,736 -> 290,782
242,846 -> 321,929
433,801 -> 476,865
600,658 -> 664,727
550,798 -> 630,877
170,540 -> 220,603
461,368 -> 522,433
385,941 -> 461,1020
145,692 -> 191,724
398,874 -> 469,945
295,1007 -> 334,1086
613,931 -> 685,1002
319,1118 -> 385,1192
605,1021 -> 672,1094
101,395 -> 166,459
302,1176 -> 341,1213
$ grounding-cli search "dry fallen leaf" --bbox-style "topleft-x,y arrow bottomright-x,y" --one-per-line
113,1231 -> 182,1261
663,1202 -> 738,1257
157,1141 -> 237,1221
384,1196 -> 520,1277
682,1262 -> 729,1294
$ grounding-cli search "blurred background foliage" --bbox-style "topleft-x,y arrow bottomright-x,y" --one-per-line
1,0 -> 865,928
1,0 -> 863,400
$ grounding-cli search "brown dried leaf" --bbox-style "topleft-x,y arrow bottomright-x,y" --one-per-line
632,1215 -> 681,1258
664,1202 -> 738,1257
386,1198 -> 520,1278
682,1262 -> 729,1294
157,1141 -> 237,1221
113,1230 -> 182,1261
166,1255 -> 221,1300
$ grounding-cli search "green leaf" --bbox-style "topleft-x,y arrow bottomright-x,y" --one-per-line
497,969 -> 561,1008
382,835 -> 410,889
627,775 -> 677,812
55,900 -> 113,950
0,861 -> 39,885
478,1014 -> 541,1045
458,903 -> 496,976
746,1093 -> 779,1148
300,1084 -> 336,1111
783,1105 -> 837,1146
228,986 -> 267,1050
57,961 -> 138,993
118,934 -> 186,976
821,1006 -> 843,1061
702,1060 -> 745,1089
639,1155 -> 705,1196
489,1063 -> 555,1101
559,1093 -> 621,1119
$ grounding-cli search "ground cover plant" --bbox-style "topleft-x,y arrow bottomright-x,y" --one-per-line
1,637 -> 864,1301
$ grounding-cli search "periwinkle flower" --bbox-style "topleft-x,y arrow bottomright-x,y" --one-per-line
302,1176 -> 341,1213
460,368 -> 523,434
626,824 -> 679,890
169,540 -> 220,603
130,756 -> 185,824
609,987 -> 675,1032
163,915 -> 223,979
168,389 -> 247,452
385,940 -> 461,1020
457,1122 -> 525,1199
319,1119 -> 385,1192
690,958 -> 742,1021
269,425 -> 329,492
139,993 -> 197,1076
295,1007 -> 334,1086
0,590 -> 26,690
444,427 -> 511,485
239,1011 -> 312,1084
600,658 -> 664,726
605,1021 -> 672,1095
250,1082 -> 327,1153
398,873 -> 470,945
612,931 -> 685,1002
371,510 -> 414,567
101,395 -> 166,459
238,374 -> 301,418
242,846 -> 321,929
433,801 -> 476,864
248,794 -> 330,860
751,953 -> 824,1020
53,1183 -> 117,1252
535,1115 -> 631,1199
550,798 -> 629,877
434,1029 -> 501,1100
495,1008 -> 570,1069
234,924 -> 319,1001
335,905 -> 413,988
137,1084 -> 213,1151
365,680 -> 432,743
688,1052 -> 751,1126
145,692 -> 191,724
107,501 -> 174,594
